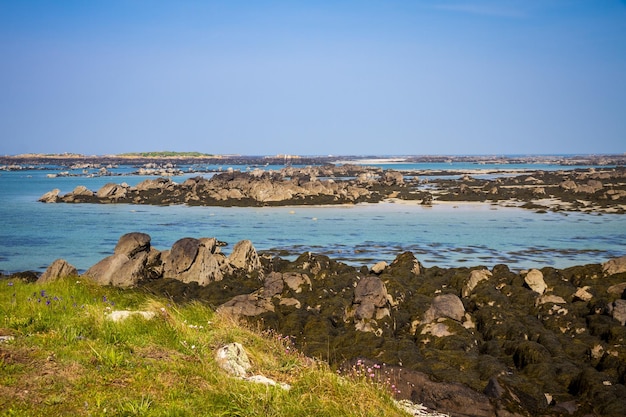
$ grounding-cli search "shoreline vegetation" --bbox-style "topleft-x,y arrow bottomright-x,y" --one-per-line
1,276 -> 438,417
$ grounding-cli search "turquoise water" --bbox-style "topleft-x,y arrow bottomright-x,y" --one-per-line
1,166 -> 625,273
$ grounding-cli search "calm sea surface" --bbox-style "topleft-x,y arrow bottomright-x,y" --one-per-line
1,161 -> 625,273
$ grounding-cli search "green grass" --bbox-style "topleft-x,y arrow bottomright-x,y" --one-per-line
0,277 -> 410,416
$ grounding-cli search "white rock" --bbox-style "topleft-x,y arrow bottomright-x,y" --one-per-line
106,310 -> 156,322
215,342 -> 251,378
524,269 -> 547,294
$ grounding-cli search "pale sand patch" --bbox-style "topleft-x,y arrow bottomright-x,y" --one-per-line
383,198 -> 503,209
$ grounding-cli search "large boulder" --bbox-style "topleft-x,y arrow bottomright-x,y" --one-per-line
38,188 -> 60,203
603,255 -> 626,275
84,232 -> 160,287
228,240 -> 261,273
38,259 -> 78,283
163,237 -> 230,285
423,294 -> 466,324
114,232 -> 151,257
96,183 -> 128,200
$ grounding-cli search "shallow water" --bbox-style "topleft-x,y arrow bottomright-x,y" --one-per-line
1,167 -> 624,273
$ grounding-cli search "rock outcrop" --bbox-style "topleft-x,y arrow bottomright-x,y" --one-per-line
84,232 -> 161,287
162,237 -> 231,285
36,234 -> 626,417
37,259 -> 78,283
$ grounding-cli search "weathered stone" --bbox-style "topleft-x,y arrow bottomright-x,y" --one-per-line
114,232 -> 151,258
262,271 -> 284,297
524,269 -> 547,294
607,299 -> 626,325
420,322 -> 453,337
218,293 -> 275,316
279,298 -> 301,309
370,261 -> 388,274
423,294 -> 465,324
573,286 -> 593,302
483,376 -> 505,399
105,310 -> 156,322
535,294 -> 566,306
85,252 -> 150,287
166,238 -> 200,274
462,269 -> 492,298
38,188 -> 60,203
244,374 -> 291,390
215,342 -> 251,378
603,255 -> 626,275
70,185 -> 94,197
354,276 -> 388,308
607,282 -> 626,296
282,272 -> 311,293
381,170 -> 404,185
38,259 -> 78,283
228,240 -> 261,272
96,183 -> 128,199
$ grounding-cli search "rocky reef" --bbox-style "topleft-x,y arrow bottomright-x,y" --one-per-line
20,232 -> 626,417
38,165 -> 626,213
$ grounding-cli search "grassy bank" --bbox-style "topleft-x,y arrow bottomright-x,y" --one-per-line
0,277 -> 411,417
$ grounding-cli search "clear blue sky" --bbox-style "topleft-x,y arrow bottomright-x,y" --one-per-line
1,0 -> 625,156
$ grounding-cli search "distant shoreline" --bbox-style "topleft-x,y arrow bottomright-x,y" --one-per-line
2,152 -> 625,168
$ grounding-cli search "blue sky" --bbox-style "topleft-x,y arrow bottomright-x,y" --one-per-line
1,0 -> 625,156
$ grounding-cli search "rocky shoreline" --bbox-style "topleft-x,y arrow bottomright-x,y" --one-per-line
6,232 -> 626,417
37,164 -> 626,214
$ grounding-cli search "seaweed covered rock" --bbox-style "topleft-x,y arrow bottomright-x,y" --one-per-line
68,233 -> 626,416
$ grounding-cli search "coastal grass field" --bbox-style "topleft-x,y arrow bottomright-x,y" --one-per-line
0,276 -> 413,417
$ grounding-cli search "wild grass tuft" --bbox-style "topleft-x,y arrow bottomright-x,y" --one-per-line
0,276 -> 412,416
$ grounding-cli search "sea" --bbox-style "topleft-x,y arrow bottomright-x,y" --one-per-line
1,159 -> 625,274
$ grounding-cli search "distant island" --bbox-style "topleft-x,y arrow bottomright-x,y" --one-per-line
117,151 -> 217,158
2,152 -> 625,168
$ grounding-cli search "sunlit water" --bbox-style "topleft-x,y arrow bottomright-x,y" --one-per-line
1,165 -> 624,273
